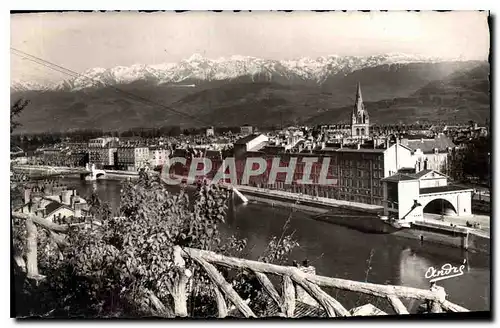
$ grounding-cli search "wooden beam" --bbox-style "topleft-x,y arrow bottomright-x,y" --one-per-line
171,246 -> 190,317
190,253 -> 255,318
254,271 -> 283,313
144,288 -> 174,318
282,275 -> 295,317
214,286 -> 228,318
50,231 -> 69,248
440,300 -> 470,313
292,274 -> 350,317
25,218 -> 39,278
180,247 -> 440,302
12,212 -> 69,233
430,301 -> 444,313
429,284 -> 446,313
387,295 -> 409,315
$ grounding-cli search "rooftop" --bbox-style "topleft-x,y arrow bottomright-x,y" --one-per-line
44,201 -> 74,217
404,134 -> 456,153
235,134 -> 264,145
381,173 -> 418,182
325,148 -> 386,153
411,169 -> 434,179
420,185 -> 474,195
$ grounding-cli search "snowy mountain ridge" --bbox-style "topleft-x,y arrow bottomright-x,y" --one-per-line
11,53 -> 464,92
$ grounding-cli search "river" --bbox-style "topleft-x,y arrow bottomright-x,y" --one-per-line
60,177 -> 490,313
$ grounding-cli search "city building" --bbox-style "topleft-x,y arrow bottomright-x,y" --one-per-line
39,147 -> 64,165
189,141 -> 418,206
88,137 -> 119,148
117,146 -> 150,171
401,134 -> 456,172
382,169 -> 472,221
68,151 -> 89,167
206,127 -> 215,137
350,83 -> 370,139
89,147 -> 117,168
88,137 -> 119,168
149,147 -> 170,168
15,183 -> 89,222
10,145 -> 25,158
240,124 -> 254,135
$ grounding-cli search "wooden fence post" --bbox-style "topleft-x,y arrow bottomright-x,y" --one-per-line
429,283 -> 446,313
282,275 -> 295,317
295,266 -> 318,306
25,218 -> 39,278
171,246 -> 192,317
213,286 -> 228,318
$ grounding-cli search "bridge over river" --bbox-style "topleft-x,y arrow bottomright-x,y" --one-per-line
13,164 -> 107,181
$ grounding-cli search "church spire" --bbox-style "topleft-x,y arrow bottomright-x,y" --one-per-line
354,82 -> 364,113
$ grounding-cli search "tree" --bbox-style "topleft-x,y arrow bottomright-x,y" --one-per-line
446,136 -> 491,184
11,99 -> 30,134
12,172 -> 299,318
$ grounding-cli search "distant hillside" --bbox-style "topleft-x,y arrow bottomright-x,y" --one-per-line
11,61 -> 489,133
321,61 -> 484,101
306,63 -> 490,125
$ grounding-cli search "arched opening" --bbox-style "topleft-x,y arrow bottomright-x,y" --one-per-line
361,128 -> 365,136
356,128 -> 360,136
423,198 -> 457,216
362,113 -> 365,124
96,173 -> 105,179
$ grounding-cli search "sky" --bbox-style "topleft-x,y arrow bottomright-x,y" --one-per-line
10,11 -> 490,84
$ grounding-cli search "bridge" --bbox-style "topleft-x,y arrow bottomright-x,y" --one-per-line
13,164 -> 106,181
81,163 -> 106,181
418,185 -> 473,217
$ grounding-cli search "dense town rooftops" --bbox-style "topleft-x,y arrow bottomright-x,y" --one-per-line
321,147 -> 386,153
403,134 -> 456,154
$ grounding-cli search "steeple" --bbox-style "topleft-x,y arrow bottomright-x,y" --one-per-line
354,82 -> 364,114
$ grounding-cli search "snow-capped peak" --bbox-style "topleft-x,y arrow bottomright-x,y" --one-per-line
186,53 -> 206,62
12,53 -> 464,92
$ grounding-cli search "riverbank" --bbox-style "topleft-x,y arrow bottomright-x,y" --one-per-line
15,166 -> 490,254
395,220 -> 490,254
235,185 -> 489,254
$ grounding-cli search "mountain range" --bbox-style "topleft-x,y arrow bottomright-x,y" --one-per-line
10,54 -> 490,133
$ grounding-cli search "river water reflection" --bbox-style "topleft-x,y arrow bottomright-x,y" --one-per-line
62,178 -> 490,312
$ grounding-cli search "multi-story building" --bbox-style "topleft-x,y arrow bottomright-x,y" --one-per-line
88,137 -> 119,148
401,134 -> 456,172
149,147 -> 170,168
40,148 -> 63,165
240,125 -> 254,135
88,137 -> 119,168
174,142 -> 416,206
89,147 -> 117,168
117,146 -> 150,171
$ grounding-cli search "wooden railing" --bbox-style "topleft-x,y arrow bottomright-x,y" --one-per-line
12,211 -> 469,318
172,246 -> 469,318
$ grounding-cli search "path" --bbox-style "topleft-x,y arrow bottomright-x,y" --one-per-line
422,213 -> 490,235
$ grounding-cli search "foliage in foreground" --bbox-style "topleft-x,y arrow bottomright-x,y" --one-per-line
13,172 -> 299,318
